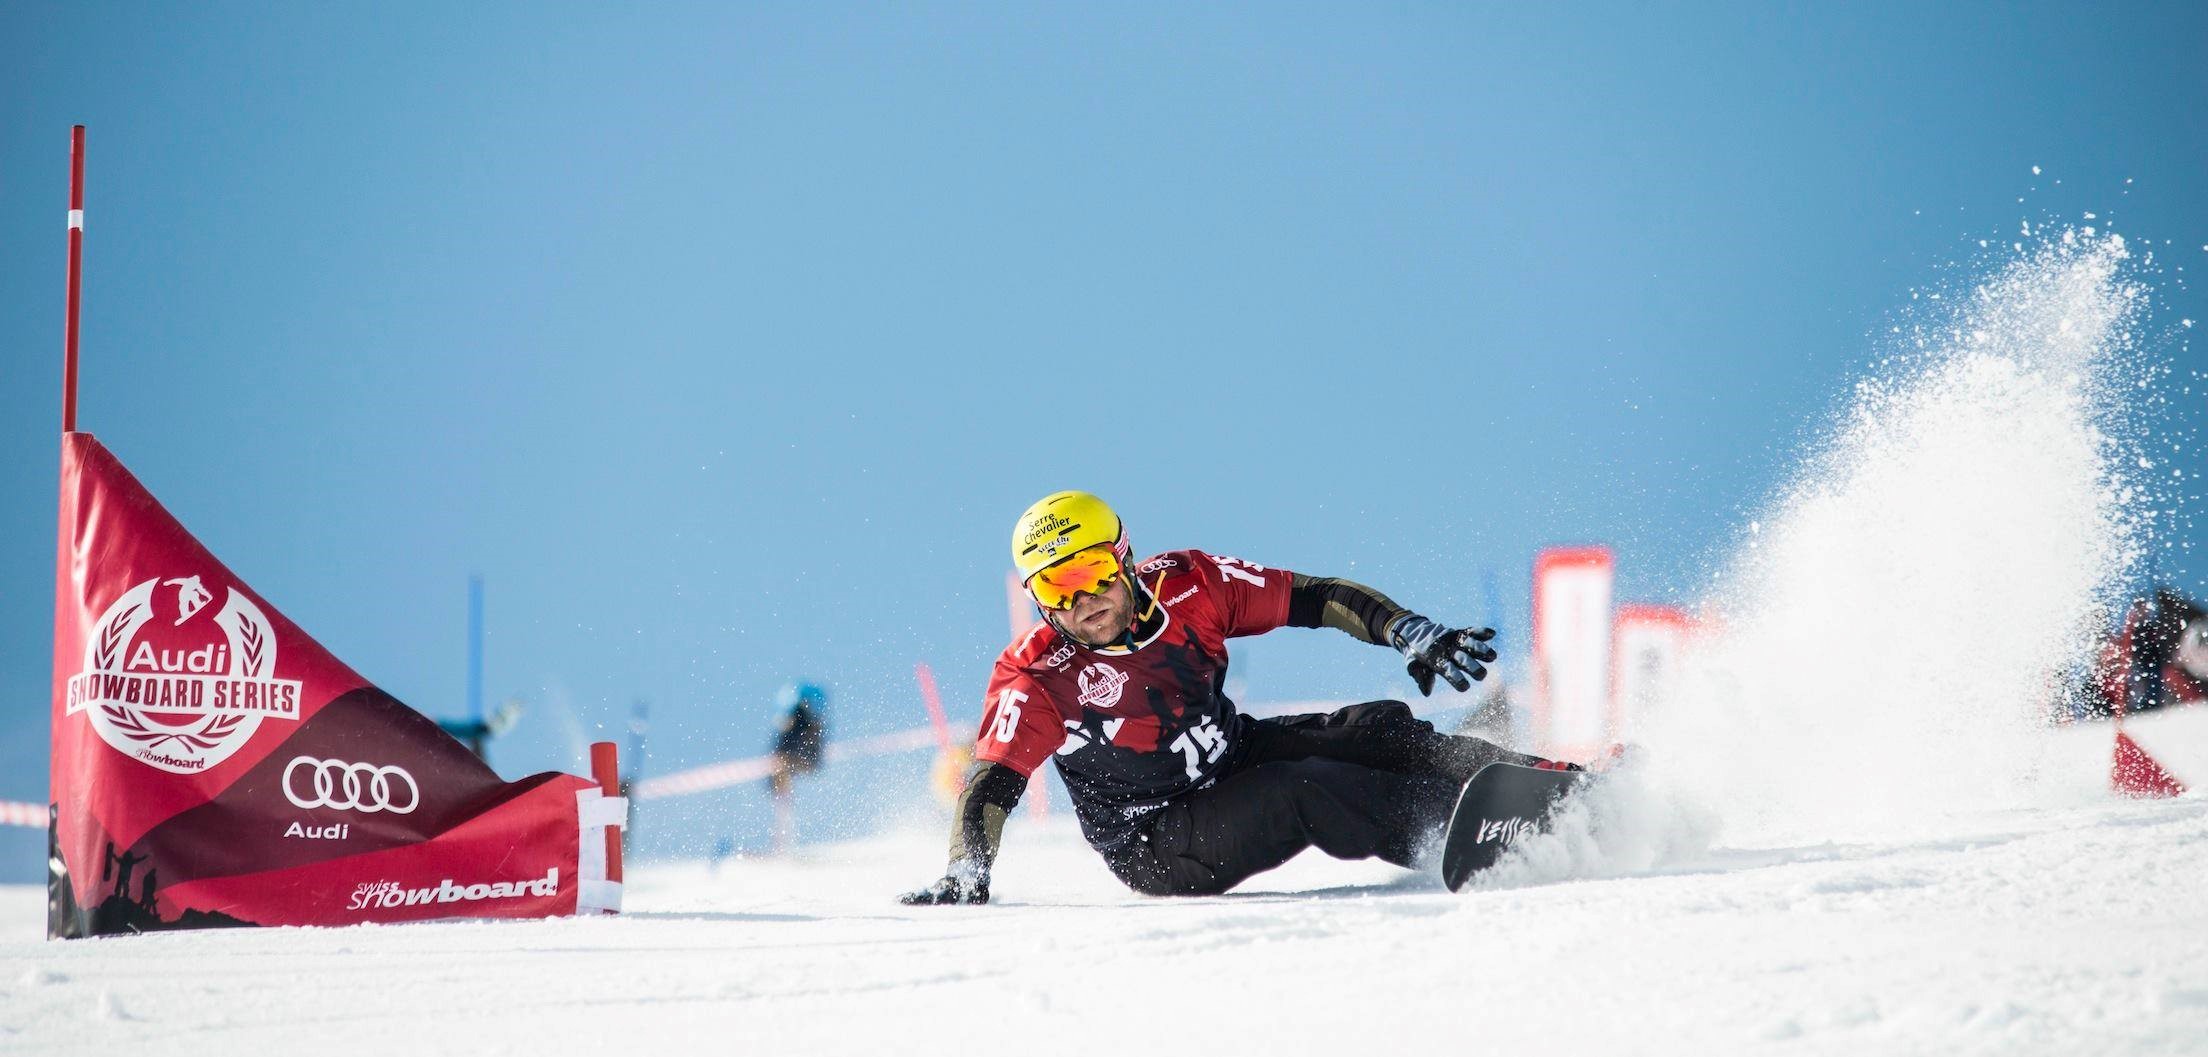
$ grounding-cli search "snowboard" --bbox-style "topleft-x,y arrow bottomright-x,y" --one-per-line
1439,762 -> 1589,892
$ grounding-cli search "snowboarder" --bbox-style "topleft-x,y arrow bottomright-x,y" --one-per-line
903,491 -> 1578,904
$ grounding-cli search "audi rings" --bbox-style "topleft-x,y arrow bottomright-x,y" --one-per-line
282,756 -> 420,814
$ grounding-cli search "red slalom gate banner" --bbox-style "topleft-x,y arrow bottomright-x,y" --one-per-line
1611,604 -> 1698,743
1530,546 -> 1615,762
46,128 -> 624,939
49,434 -> 627,937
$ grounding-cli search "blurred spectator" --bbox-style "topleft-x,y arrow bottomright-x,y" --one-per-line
766,682 -> 828,852
2085,587 -> 2208,718
436,697 -> 522,760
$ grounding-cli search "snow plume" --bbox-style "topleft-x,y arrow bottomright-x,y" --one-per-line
1631,231 -> 2154,848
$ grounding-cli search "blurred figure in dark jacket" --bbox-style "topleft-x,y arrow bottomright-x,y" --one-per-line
766,682 -> 828,852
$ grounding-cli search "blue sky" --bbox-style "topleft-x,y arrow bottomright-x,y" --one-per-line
4,4 -> 2204,873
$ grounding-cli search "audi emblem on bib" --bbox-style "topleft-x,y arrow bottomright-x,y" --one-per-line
282,756 -> 420,814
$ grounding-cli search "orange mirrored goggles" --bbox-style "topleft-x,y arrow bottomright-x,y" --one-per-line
1025,545 -> 1125,610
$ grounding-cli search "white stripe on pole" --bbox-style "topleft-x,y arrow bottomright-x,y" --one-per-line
0,801 -> 44,828
68,209 -> 83,230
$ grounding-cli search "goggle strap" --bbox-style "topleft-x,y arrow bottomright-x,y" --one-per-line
1136,570 -> 1166,621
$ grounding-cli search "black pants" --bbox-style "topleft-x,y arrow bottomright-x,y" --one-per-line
1104,700 -> 1551,896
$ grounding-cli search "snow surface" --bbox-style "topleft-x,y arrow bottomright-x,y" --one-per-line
1,789 -> 2205,1056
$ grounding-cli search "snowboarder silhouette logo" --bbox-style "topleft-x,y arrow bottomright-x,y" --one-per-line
102,844 -> 149,904
165,575 -> 212,625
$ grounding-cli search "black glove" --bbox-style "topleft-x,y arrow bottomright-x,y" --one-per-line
1388,614 -> 1497,695
899,863 -> 990,905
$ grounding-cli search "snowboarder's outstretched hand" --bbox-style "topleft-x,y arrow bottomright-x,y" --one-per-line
900,863 -> 990,905
1388,615 -> 1496,695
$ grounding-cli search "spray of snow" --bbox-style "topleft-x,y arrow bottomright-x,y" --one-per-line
1485,232 -> 2158,882
1639,231 -> 2150,847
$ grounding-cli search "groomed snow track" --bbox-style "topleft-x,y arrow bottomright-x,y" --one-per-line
3,793 -> 2203,1056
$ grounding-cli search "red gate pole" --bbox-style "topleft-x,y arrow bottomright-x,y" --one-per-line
590,741 -> 623,886
914,663 -> 954,753
63,125 -> 85,433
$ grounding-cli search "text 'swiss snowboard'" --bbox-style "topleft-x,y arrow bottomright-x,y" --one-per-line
1440,763 -> 1588,892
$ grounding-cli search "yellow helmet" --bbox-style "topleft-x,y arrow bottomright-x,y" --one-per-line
1011,491 -> 1128,581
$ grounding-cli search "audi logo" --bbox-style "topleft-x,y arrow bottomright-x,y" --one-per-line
282,756 -> 420,814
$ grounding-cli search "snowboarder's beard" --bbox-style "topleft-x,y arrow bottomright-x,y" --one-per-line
1056,578 -> 1137,647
